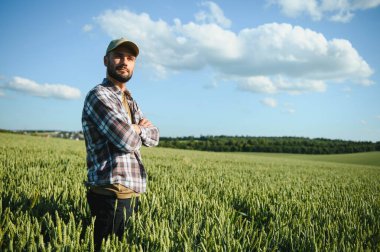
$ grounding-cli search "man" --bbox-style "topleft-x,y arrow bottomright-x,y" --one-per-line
82,38 -> 159,250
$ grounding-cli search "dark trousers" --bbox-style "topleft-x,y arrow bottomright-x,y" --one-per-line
87,191 -> 139,251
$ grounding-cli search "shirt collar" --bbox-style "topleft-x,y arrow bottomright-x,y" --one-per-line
102,78 -> 133,100
102,78 -> 121,94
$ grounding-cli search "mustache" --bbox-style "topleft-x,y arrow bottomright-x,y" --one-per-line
116,65 -> 128,70
116,67 -> 130,75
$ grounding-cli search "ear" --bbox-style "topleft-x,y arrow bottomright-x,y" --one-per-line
103,55 -> 108,67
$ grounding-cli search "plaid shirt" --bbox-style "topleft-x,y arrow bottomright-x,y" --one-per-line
82,78 -> 159,193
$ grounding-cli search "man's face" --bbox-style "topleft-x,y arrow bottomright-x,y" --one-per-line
104,46 -> 136,83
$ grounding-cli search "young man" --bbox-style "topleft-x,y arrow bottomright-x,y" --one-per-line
82,38 -> 159,250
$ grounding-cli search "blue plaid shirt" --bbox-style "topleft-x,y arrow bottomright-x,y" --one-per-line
82,78 -> 159,193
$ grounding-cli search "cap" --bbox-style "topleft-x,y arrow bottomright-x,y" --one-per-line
105,38 -> 139,57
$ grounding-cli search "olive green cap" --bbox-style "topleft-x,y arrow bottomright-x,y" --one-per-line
105,38 -> 139,57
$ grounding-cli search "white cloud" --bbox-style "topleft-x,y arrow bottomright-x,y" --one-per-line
94,2 -> 373,94
0,90 -> 4,97
237,75 -> 327,94
281,102 -> 296,113
267,0 -> 322,20
361,119 -> 368,125
82,24 -> 93,32
238,76 -> 277,94
268,0 -> 380,22
195,1 -> 232,28
261,97 -> 278,107
330,10 -> 354,23
4,76 -> 81,100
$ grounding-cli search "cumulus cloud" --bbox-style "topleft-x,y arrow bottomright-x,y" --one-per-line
3,76 -> 81,100
195,1 -> 232,28
237,75 -> 327,94
82,24 -> 94,32
94,2 -> 373,94
267,0 -> 380,22
261,97 -> 278,107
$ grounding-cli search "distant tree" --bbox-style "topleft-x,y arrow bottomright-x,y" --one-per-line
157,136 -> 378,154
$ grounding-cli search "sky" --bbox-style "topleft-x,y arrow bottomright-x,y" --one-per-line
0,0 -> 380,141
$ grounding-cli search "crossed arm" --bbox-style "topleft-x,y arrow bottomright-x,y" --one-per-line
132,118 -> 152,134
132,117 -> 159,147
84,89 -> 159,152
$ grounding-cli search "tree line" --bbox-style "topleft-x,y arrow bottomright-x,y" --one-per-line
158,136 -> 380,154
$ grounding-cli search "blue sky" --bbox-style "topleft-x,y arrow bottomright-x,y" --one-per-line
0,0 -> 379,141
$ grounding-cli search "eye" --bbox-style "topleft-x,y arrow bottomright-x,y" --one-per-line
127,56 -> 135,61
114,53 -> 123,59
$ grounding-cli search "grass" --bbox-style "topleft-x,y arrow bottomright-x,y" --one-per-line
249,151 -> 380,167
1,132 -> 379,251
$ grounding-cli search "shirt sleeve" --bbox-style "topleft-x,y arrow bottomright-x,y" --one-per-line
84,88 -> 142,153
133,101 -> 160,147
140,125 -> 160,147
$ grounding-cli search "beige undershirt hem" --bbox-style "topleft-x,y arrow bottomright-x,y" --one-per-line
90,183 -> 140,199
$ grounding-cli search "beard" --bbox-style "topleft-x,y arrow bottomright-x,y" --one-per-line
107,66 -> 133,83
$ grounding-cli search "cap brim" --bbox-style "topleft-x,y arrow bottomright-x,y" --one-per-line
107,40 -> 139,57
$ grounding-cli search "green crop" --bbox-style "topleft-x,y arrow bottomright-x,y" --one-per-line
0,133 -> 379,251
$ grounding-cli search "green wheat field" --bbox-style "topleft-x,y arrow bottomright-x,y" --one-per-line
1,132 -> 379,251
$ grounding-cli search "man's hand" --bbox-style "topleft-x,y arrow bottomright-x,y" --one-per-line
138,118 -> 153,128
132,118 -> 153,135
132,125 -> 141,135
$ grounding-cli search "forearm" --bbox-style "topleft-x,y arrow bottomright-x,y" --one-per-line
139,126 -> 160,147
131,123 -> 159,147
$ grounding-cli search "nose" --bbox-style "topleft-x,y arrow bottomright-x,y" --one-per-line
120,56 -> 128,65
